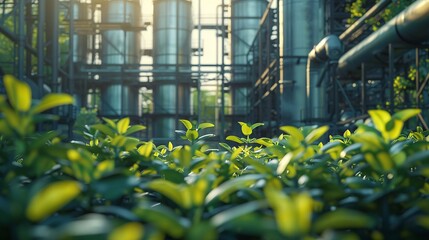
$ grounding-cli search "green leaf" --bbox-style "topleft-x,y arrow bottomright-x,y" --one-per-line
138,142 -> 153,158
102,117 -> 117,128
205,174 -> 265,204
187,222 -> 218,240
305,125 -> 329,144
146,180 -> 191,209
117,117 -> 130,134
134,204 -> 190,238
313,209 -> 375,233
198,122 -> 215,129
186,129 -> 199,141
92,124 -> 115,137
125,125 -> 146,135
250,123 -> 264,130
211,200 -> 268,227
254,138 -> 274,147
239,122 -> 252,136
226,135 -> 244,144
393,108 -> 421,121
180,119 -> 193,130
280,126 -> 304,142
368,109 -> 391,138
32,93 -> 73,113
4,75 -> 31,111
26,181 -> 81,221
109,222 -> 144,240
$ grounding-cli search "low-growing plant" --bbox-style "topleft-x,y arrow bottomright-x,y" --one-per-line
1,75 -> 429,239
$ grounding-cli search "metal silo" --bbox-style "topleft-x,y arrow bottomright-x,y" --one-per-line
71,1 -> 90,63
231,0 -> 268,115
280,0 -> 324,125
153,0 -> 193,139
100,0 -> 141,116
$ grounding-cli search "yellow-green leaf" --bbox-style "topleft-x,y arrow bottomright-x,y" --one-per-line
240,123 -> 252,136
125,125 -> 146,135
138,142 -> 153,157
280,126 -> 304,142
108,222 -> 144,240
305,125 -> 329,144
147,180 -> 191,209
313,209 -> 375,233
368,109 -> 391,139
226,135 -> 244,144
26,181 -> 81,221
4,75 -> 31,111
180,119 -> 193,130
168,141 -> 173,151
117,117 -> 130,134
393,108 -> 421,122
32,93 -> 73,113
198,122 -> 215,129
186,129 -> 199,141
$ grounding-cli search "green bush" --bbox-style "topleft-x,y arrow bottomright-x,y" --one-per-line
1,75 -> 429,239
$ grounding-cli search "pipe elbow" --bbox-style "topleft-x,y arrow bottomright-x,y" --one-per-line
309,35 -> 343,63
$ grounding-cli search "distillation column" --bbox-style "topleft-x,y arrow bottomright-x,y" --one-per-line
100,0 -> 142,116
153,0 -> 193,139
280,0 -> 324,125
231,0 -> 268,115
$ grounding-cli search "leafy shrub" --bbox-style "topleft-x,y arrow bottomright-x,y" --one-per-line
1,75 -> 429,239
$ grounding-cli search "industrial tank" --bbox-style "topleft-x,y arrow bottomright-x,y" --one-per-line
71,1 -> 90,63
231,0 -> 268,115
280,0 -> 324,125
153,0 -> 193,139
100,0 -> 141,116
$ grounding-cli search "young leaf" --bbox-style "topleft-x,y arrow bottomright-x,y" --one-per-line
280,126 -> 304,142
305,125 -> 329,144
117,117 -> 130,134
32,93 -> 74,113
92,124 -> 115,137
125,125 -> 146,135
240,123 -> 252,136
180,119 -> 193,130
186,129 -> 199,141
198,122 -> 215,129
250,123 -> 264,130
26,181 -> 81,221
146,180 -> 191,209
226,135 -> 244,144
4,75 -> 31,112
393,108 -> 421,122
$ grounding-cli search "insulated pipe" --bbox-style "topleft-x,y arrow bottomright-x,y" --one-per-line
339,0 -> 392,41
306,35 -> 343,121
338,0 -> 429,74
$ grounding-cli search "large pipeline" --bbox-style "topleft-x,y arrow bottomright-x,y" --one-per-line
338,0 -> 429,74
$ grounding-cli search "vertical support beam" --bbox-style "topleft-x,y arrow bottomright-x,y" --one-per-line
388,44 -> 394,114
197,0 -> 202,124
37,0 -> 45,96
17,0 -> 25,80
25,1 -> 33,78
361,63 -> 366,113
68,0 -> 75,138
175,0 -> 179,139
48,0 -> 60,93
220,0 -> 226,140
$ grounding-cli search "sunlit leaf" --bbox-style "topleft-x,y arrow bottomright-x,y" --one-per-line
117,117 -> 130,134
4,75 -> 31,111
198,122 -> 215,129
313,209 -> 375,232
226,135 -> 244,144
186,129 -> 199,141
32,93 -> 74,113
250,123 -> 264,130
146,180 -> 191,209
368,109 -> 391,139
125,125 -> 146,135
211,200 -> 268,227
180,119 -> 193,130
280,126 -> 304,142
92,124 -> 115,137
138,142 -> 153,158
240,123 -> 252,136
305,125 -> 329,144
108,222 -> 144,240
134,204 -> 190,238
26,181 -> 81,221
393,108 -> 421,122
205,174 -> 264,204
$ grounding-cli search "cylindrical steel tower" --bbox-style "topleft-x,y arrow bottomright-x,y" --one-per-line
280,0 -> 324,125
231,0 -> 268,115
100,0 -> 141,116
153,0 -> 193,139
71,1 -> 90,63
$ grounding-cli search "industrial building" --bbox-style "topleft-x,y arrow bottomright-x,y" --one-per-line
0,0 -> 428,141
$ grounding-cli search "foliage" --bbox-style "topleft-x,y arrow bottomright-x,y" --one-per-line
1,75 -> 429,239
